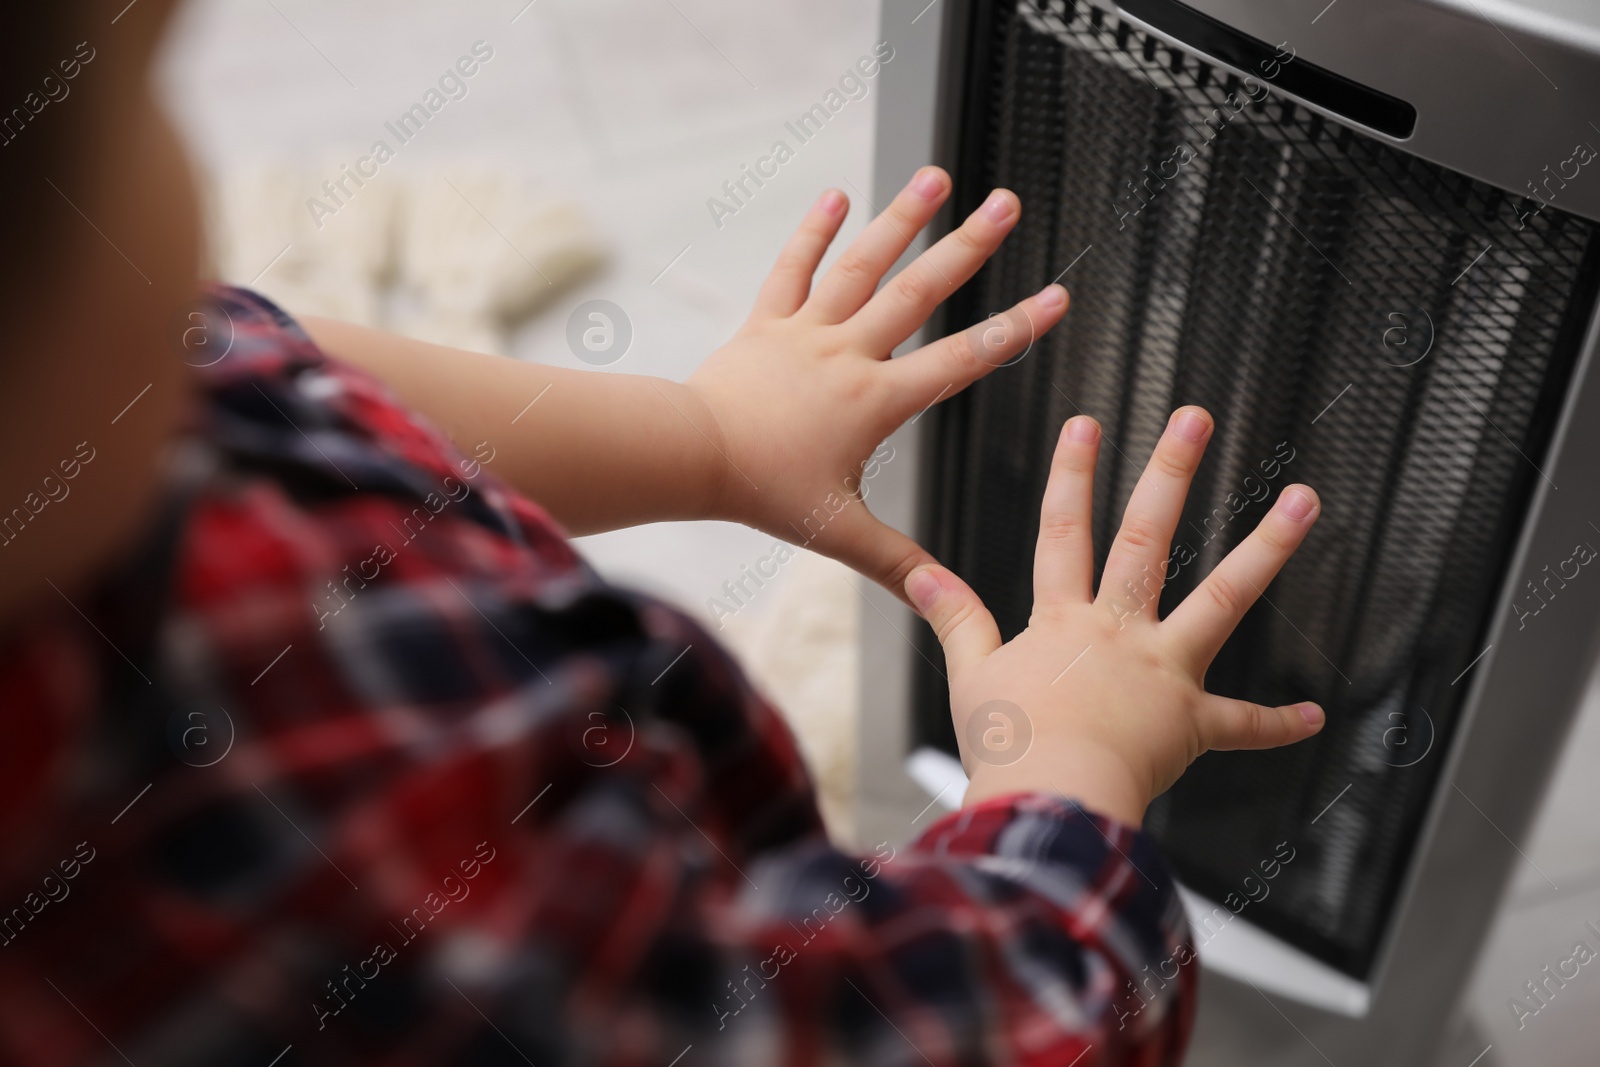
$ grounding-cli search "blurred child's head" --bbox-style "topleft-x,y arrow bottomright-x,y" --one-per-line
0,1 -> 200,614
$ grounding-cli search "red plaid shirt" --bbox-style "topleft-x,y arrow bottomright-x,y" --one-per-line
0,287 -> 1195,1066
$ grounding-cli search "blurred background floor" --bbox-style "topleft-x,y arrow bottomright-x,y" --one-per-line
1453,663 -> 1600,1067
159,0 -> 881,837
157,2 -> 1600,1062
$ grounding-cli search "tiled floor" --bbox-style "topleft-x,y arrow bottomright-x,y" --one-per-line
159,3 -> 1600,1062
1454,664 -> 1600,1067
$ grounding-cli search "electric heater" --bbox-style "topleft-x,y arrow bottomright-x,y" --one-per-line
858,1 -> 1600,1063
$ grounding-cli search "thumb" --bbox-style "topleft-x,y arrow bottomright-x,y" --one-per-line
802,497 -> 937,605
1202,696 -> 1326,751
905,564 -> 1001,676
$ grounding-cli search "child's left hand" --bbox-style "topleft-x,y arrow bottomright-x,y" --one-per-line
685,166 -> 1067,599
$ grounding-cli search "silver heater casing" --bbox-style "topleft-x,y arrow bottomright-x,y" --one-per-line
857,0 -> 1600,1062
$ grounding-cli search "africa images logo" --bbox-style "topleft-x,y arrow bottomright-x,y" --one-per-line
964,699 -> 1033,767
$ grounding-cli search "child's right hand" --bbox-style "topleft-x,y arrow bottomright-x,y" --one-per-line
905,406 -> 1325,826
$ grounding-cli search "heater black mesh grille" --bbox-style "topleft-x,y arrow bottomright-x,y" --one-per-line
916,0 -> 1600,978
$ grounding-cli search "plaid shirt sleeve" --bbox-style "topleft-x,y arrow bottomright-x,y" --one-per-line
0,286 -> 1195,1066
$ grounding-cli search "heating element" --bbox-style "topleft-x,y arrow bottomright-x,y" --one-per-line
914,0 -> 1600,982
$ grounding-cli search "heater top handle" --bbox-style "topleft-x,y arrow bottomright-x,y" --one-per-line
1111,0 -> 1416,137
1099,0 -> 1600,224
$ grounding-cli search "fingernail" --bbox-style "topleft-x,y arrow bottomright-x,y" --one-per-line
1066,415 -> 1098,443
982,189 -> 1017,222
1279,486 -> 1316,521
818,188 -> 846,214
1172,408 -> 1209,442
1037,283 -> 1067,310
1298,703 -> 1325,727
911,169 -> 946,200
905,567 -> 943,614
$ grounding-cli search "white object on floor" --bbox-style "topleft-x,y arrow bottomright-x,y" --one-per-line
906,746 -> 968,810
394,169 -> 607,353
208,165 -> 606,355
211,164 -> 398,326
1177,886 -> 1371,1017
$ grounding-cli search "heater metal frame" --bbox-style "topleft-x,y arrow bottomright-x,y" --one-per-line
857,0 -> 1600,1061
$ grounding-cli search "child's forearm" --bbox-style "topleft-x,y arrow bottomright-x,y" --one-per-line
300,316 -> 729,535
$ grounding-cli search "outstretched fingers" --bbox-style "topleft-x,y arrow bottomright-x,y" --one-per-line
1096,406 -> 1213,624
1163,484 -> 1321,669
1033,414 -> 1100,608
804,167 -> 951,324
849,187 -> 1022,353
752,189 -> 850,318
1201,696 -> 1325,751
881,284 -> 1067,424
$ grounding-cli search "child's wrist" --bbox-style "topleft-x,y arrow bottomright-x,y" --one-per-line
963,738 -> 1149,828
662,376 -> 738,524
